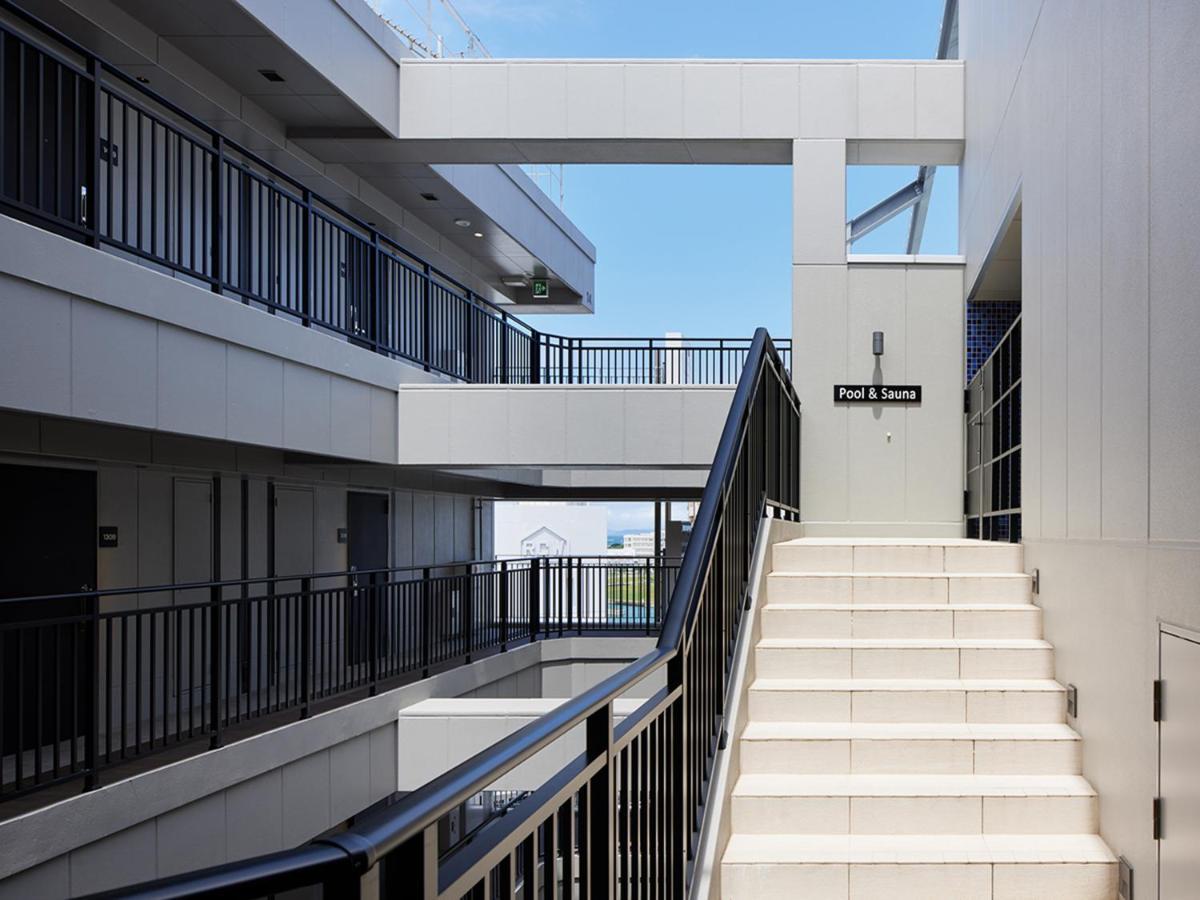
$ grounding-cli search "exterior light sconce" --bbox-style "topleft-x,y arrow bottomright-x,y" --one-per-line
872,331 -> 885,356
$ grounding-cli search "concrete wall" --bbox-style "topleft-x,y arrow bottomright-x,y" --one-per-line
396,384 -> 733,469
0,214 -> 448,464
0,413 -> 479,596
793,258 -> 966,536
398,697 -> 646,791
960,0 -> 1200,887
0,637 -> 652,897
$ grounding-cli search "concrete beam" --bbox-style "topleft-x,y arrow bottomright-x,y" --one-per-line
396,384 -> 733,468
291,60 -> 964,166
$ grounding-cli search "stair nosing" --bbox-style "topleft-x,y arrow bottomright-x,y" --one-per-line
721,833 -> 1116,865
740,722 -> 1081,740
749,677 -> 1066,691
756,638 -> 1052,649
732,772 -> 1098,797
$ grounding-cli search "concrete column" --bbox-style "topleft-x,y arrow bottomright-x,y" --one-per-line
791,139 -> 964,536
792,139 -> 851,528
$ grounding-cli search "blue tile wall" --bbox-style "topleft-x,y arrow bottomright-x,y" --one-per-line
966,301 -> 1021,383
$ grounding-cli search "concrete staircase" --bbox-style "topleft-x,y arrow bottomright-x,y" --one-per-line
721,538 -> 1117,900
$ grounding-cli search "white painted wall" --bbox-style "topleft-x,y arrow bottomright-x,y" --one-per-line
960,0 -> 1200,884
493,502 -> 608,558
0,215 -> 442,464
396,384 -> 733,468
793,261 -> 965,535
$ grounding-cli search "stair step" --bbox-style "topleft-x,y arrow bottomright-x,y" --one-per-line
772,538 -> 1024,575
748,678 -> 1067,723
768,572 -> 1032,605
762,603 -> 1042,639
722,834 -> 1116,899
740,722 -> 1081,775
730,774 -> 1098,835
755,638 -> 1055,679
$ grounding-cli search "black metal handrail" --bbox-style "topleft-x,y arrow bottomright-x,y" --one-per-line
0,3 -> 789,388
94,329 -> 800,899
0,555 -> 679,802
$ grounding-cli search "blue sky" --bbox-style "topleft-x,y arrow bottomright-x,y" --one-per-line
380,0 -> 955,531
380,0 -> 956,340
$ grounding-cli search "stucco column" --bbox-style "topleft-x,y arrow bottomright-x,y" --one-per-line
791,139 -> 850,528
790,139 -> 965,536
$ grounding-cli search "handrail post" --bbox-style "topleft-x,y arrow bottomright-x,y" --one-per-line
300,576 -> 312,718
500,311 -> 510,384
84,595 -> 100,790
301,188 -> 312,327
466,294 -> 476,382
209,475 -> 223,749
530,329 -> 541,384
85,57 -> 101,248
586,703 -> 614,900
499,560 -> 509,650
210,135 -> 223,291
575,558 -> 583,636
667,654 -> 686,893
529,557 -> 541,641
421,264 -> 432,372
645,556 -> 653,635
421,567 -> 432,678
368,573 -> 379,696
371,230 -> 382,354
461,564 -> 474,664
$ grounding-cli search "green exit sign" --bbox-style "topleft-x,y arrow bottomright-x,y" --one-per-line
532,278 -> 550,300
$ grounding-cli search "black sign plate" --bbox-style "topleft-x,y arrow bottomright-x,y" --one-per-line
98,526 -> 119,548
833,384 -> 922,403
337,527 -> 349,544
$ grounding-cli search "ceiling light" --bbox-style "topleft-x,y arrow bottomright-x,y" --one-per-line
473,232 -> 484,238
135,75 -> 151,84
258,69 -> 285,83
453,218 -> 471,228
502,276 -> 528,288
419,192 -> 439,202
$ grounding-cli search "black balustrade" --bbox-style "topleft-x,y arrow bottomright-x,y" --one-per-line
96,329 -> 800,900
0,556 -> 678,802
0,4 -> 790,388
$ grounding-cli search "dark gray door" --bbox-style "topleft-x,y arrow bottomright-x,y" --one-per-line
347,492 -> 388,665
0,464 -> 96,755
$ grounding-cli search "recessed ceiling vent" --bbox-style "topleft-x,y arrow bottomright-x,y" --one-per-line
258,69 -> 286,83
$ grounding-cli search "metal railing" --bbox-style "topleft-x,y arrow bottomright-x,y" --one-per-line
0,4 -> 788,388
966,314 -> 1021,541
0,556 -> 679,801
95,329 -> 800,900
536,335 -> 792,385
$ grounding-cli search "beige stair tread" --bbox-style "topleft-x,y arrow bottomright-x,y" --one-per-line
723,832 -> 1116,864
757,638 -> 1051,649
769,571 -> 1031,578
765,603 -> 1037,611
775,538 -> 1014,546
750,678 -> 1066,692
742,722 -> 1080,740
733,773 -> 1097,797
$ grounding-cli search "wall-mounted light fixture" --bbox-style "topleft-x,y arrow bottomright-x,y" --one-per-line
872,331 -> 885,356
